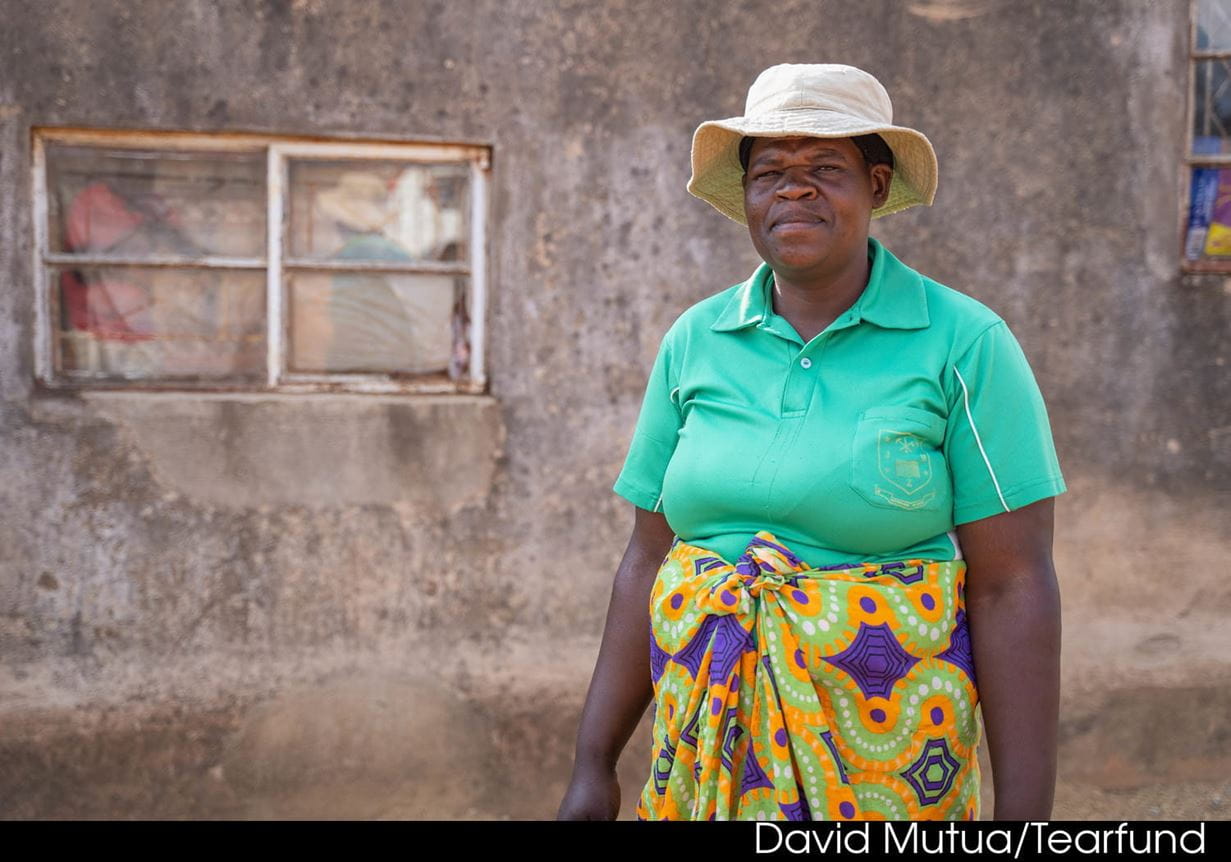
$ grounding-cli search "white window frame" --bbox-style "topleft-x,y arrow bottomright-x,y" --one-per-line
32,128 -> 490,394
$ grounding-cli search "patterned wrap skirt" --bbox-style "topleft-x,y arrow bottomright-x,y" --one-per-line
635,531 -> 981,821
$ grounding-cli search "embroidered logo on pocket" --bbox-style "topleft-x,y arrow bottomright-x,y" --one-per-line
873,430 -> 937,509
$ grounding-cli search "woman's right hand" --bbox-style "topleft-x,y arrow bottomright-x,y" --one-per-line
556,761 -> 621,820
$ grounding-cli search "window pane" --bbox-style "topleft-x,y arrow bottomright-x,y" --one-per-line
54,267 -> 265,379
1193,59 -> 1231,155
46,145 -> 266,258
287,160 -> 469,263
1197,0 -> 1231,51
287,271 -> 463,375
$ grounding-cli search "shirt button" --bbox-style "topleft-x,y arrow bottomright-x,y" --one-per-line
799,357 -> 813,369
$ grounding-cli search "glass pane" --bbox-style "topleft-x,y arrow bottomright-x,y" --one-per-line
46,145 -> 266,258
288,271 -> 464,375
287,160 -> 469,263
1193,59 -> 1231,155
54,267 -> 265,379
1196,0 -> 1231,51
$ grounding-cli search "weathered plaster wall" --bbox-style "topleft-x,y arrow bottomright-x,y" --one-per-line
0,0 -> 1226,818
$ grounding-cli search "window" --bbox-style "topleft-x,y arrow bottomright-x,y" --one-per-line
32,130 -> 489,392
1185,0 -> 1231,271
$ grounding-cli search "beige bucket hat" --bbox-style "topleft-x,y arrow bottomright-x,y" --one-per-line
687,63 -> 939,224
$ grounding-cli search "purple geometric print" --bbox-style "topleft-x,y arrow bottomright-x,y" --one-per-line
936,609 -> 977,685
693,556 -> 727,575
653,738 -> 676,795
673,614 -> 721,679
822,622 -> 920,700
739,745 -> 774,795
720,707 -> 743,773
820,730 -> 851,784
708,614 -> 754,689
901,738 -> 961,805
681,702 -> 702,750
868,561 -> 925,585
650,633 -> 671,684
779,790 -> 812,821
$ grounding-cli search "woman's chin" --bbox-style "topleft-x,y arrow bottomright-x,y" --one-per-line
765,247 -> 840,273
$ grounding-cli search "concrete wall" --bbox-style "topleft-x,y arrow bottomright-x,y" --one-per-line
0,0 -> 1226,819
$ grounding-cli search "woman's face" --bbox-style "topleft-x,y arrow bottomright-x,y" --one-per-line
741,136 -> 891,280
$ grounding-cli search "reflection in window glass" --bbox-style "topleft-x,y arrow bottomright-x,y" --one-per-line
54,267 -> 265,379
287,160 -> 469,262
46,146 -> 266,258
288,272 -> 460,375
1197,0 -> 1231,51
1193,59 -> 1231,155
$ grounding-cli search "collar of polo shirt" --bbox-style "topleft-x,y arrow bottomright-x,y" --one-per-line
710,237 -> 931,333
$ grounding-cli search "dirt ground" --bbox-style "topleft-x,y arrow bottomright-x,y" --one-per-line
3,645 -> 1225,821
1049,779 -> 1228,821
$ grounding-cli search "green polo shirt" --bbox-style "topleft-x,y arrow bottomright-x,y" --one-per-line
613,237 -> 1066,568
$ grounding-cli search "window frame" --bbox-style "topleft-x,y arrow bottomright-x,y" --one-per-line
1184,0 -> 1231,273
31,128 -> 490,394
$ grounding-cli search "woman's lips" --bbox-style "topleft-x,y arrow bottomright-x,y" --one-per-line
770,209 -> 827,230
771,216 -> 826,231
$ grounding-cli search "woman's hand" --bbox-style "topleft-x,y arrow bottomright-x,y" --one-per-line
556,759 -> 622,820
555,506 -> 676,821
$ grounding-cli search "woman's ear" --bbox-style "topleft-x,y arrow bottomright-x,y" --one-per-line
870,164 -> 893,208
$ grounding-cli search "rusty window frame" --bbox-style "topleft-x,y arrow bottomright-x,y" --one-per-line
1184,0 -> 1231,273
32,128 -> 490,394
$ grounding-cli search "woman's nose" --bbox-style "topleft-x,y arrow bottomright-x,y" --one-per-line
775,171 -> 818,199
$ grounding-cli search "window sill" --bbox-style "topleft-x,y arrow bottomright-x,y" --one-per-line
33,378 -> 488,400
1179,270 -> 1231,292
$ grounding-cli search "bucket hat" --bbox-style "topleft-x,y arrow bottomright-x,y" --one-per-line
687,63 -> 938,224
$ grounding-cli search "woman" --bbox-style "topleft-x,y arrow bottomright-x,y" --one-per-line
557,64 -> 1064,821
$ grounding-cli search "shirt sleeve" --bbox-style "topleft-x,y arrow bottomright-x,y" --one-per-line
612,329 -> 683,512
943,320 -> 1067,525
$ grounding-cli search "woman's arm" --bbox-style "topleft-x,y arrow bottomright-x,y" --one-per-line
957,496 -> 1061,820
556,506 -> 678,820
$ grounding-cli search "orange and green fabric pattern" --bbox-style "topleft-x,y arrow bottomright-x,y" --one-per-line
636,531 -> 980,821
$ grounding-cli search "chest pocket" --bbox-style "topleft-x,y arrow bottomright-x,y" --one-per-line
849,406 -> 950,512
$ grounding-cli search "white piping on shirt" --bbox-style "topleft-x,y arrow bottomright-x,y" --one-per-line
954,366 -> 1010,513
947,529 -> 963,560
659,385 -> 681,512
